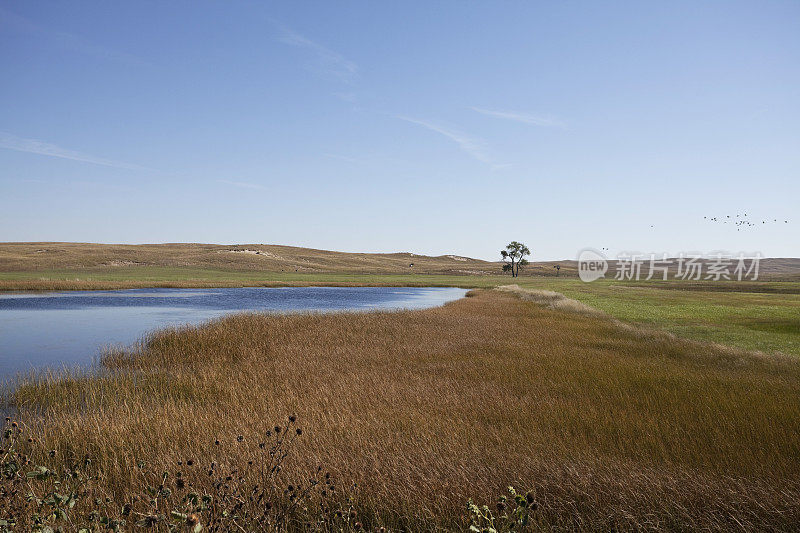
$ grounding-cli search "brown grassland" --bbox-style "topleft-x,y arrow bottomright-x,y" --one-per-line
0,242 -> 499,276
6,288 -> 800,531
3,243 -> 798,291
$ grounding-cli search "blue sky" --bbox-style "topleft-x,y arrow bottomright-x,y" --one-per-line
1,1 -> 798,260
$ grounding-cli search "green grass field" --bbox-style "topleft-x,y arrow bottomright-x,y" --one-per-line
512,278 -> 800,356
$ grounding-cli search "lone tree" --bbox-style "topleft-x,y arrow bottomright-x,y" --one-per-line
500,241 -> 531,278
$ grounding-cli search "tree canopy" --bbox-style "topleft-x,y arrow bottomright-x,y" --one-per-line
500,241 -> 531,278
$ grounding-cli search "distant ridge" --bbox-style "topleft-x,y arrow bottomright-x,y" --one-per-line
1,243 -> 799,279
0,242 -> 497,275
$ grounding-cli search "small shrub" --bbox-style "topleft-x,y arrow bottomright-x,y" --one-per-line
0,416 -> 366,532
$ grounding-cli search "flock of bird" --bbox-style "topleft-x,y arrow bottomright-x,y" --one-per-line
593,214 -> 789,253
704,214 -> 789,231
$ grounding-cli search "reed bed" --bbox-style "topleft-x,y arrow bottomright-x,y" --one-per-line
5,290 -> 800,530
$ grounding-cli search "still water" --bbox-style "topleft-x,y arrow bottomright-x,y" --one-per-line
0,286 -> 467,378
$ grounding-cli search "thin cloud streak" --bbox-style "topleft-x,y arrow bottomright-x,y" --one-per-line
0,132 -> 151,170
276,26 -> 358,82
397,116 -> 492,163
217,179 -> 269,191
470,107 -> 566,128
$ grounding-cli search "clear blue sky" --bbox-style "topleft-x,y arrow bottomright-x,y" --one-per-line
1,1 -> 798,260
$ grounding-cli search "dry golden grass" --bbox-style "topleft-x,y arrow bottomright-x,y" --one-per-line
496,284 -> 606,316
0,242 -> 498,275
8,290 -> 800,530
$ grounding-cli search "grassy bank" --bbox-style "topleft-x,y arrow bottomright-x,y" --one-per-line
0,268 -> 505,291
6,289 -> 800,530
512,278 -> 800,356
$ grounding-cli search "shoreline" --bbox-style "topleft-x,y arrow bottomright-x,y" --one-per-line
5,289 -> 799,530
0,279 -> 485,292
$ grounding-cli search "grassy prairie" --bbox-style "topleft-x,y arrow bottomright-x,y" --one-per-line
7,289 -> 800,530
4,242 -> 797,291
0,242 -> 500,276
510,279 -> 800,356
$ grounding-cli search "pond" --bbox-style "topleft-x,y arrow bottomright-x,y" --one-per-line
0,286 -> 467,379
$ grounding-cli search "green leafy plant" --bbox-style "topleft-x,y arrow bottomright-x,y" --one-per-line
1,417 -> 111,532
468,486 -> 538,533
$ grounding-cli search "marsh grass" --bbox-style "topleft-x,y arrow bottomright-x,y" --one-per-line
5,290 -> 800,530
496,285 -> 605,317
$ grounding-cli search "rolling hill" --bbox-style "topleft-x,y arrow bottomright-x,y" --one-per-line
1,242 -> 798,280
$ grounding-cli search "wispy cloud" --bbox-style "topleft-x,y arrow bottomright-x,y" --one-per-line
276,26 -> 358,82
470,107 -> 566,128
397,116 -> 493,164
0,132 -> 150,170
217,179 -> 269,191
